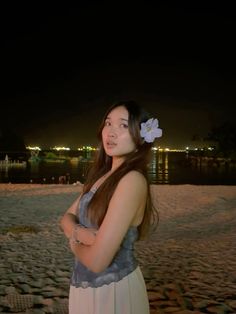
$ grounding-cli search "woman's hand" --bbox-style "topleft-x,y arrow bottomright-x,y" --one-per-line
72,225 -> 97,246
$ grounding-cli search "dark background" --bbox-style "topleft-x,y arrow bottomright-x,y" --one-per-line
1,2 -> 236,148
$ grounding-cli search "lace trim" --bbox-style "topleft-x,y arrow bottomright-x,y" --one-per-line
71,264 -> 138,289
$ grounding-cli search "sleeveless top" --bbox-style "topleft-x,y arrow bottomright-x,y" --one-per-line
70,188 -> 139,288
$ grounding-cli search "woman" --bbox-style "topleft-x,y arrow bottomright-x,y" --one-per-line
60,100 -> 162,313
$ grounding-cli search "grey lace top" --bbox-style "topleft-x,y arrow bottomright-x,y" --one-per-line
70,188 -> 139,288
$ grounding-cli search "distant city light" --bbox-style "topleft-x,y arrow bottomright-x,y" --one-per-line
26,144 -> 215,152
77,146 -> 97,151
192,146 -> 215,151
154,147 -> 185,152
26,146 -> 41,151
53,146 -> 70,151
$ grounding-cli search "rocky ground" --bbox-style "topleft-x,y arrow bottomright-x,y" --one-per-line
0,184 -> 235,314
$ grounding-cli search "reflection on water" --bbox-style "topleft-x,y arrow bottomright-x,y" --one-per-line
0,161 -> 27,182
0,165 -> 9,181
1,151 -> 236,184
148,151 -> 236,185
29,161 -> 39,174
149,150 -> 169,184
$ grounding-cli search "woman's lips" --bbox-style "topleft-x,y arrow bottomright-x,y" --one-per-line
106,141 -> 117,149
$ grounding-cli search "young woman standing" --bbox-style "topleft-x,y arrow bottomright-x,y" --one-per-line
60,100 -> 162,313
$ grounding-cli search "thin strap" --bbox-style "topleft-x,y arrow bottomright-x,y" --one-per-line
90,186 -> 98,193
89,171 -> 112,194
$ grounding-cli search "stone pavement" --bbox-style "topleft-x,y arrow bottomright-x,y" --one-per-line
0,184 -> 235,313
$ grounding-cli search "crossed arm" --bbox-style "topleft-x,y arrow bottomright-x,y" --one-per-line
60,194 -> 97,246
60,171 -> 147,274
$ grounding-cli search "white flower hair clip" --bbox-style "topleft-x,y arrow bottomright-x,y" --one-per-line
140,118 -> 162,143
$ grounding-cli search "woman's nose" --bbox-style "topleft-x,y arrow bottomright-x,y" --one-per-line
108,126 -> 117,137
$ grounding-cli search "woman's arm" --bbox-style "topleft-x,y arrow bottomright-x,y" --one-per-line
60,194 -> 97,246
60,195 -> 81,238
69,171 -> 147,273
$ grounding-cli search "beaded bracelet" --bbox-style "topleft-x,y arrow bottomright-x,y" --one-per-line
70,224 -> 82,244
69,224 -> 97,245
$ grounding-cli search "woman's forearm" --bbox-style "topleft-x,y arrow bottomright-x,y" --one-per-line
60,213 -> 77,239
60,213 -> 97,245
69,236 -> 103,273
71,225 -> 97,246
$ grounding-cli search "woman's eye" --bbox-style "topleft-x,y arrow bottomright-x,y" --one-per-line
105,121 -> 111,126
121,124 -> 128,128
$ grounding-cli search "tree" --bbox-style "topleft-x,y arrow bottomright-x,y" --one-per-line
206,123 -> 236,157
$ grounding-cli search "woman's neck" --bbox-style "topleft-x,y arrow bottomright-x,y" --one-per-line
111,156 -> 125,171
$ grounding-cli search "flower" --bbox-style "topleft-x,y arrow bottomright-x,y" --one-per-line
140,118 -> 162,143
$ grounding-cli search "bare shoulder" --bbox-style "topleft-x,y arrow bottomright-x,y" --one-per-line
115,170 -> 148,196
121,170 -> 147,185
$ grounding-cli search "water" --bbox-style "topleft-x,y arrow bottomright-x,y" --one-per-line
149,151 -> 236,185
0,152 -> 236,185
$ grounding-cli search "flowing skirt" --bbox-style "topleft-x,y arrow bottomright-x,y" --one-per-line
69,266 -> 150,314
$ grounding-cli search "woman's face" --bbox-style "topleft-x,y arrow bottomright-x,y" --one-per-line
102,106 -> 137,159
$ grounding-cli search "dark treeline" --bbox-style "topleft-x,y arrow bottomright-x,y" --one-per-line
206,122 -> 236,158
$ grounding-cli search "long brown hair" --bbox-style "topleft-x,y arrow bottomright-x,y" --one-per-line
83,100 -> 159,239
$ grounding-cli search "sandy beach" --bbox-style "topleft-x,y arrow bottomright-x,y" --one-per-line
0,183 -> 236,314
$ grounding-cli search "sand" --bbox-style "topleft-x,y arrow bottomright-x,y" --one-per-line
0,183 -> 236,314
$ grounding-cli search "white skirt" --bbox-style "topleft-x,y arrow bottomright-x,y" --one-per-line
69,266 -> 150,314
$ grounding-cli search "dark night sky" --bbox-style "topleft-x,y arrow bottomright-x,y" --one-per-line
1,2 -> 236,149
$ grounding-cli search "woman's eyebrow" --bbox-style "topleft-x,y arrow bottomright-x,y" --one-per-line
105,116 -> 128,122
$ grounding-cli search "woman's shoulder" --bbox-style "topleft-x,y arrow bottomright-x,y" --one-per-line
123,169 -> 146,180
118,170 -> 147,190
